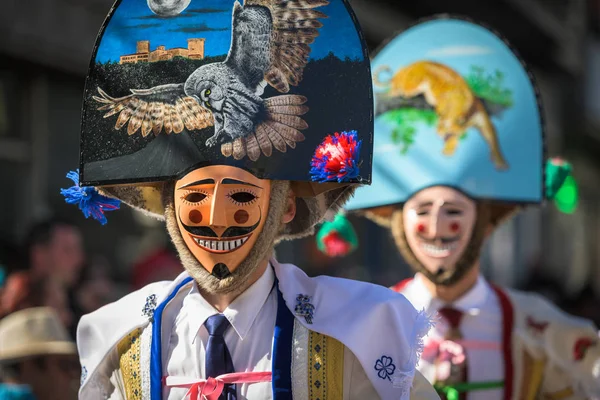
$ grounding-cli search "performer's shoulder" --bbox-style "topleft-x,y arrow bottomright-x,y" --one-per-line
77,279 -> 174,334
498,286 -> 596,328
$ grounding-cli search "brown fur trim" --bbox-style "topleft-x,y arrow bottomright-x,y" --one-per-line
357,205 -> 398,228
277,184 -> 357,242
390,202 -> 492,286
98,184 -> 165,219
488,202 -> 521,226
162,180 -> 290,295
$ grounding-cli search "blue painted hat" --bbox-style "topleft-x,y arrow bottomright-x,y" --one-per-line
345,15 -> 545,211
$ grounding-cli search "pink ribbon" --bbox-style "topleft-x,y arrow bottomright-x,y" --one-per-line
164,372 -> 272,400
422,338 -> 501,361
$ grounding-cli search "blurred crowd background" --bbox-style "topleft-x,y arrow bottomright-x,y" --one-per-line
1,0 -> 600,399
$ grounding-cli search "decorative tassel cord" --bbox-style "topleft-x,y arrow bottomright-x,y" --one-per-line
164,372 -> 272,400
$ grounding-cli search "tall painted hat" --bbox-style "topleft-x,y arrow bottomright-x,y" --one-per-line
346,15 -> 546,214
317,15 -> 578,257
63,0 -> 374,231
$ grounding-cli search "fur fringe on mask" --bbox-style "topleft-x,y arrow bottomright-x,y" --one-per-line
390,202 -> 492,287
162,180 -> 291,296
277,185 -> 356,242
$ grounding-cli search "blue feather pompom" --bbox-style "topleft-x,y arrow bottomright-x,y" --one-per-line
60,170 -> 120,225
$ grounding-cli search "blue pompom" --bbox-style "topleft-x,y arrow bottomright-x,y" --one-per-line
60,170 -> 120,225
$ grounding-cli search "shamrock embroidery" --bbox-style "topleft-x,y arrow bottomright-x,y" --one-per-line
294,294 -> 315,324
374,355 -> 396,381
142,294 -> 158,320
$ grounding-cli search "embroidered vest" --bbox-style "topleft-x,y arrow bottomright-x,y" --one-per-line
117,326 -> 345,400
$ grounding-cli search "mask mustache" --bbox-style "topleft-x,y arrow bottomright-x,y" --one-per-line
179,209 -> 261,238
417,234 -> 460,244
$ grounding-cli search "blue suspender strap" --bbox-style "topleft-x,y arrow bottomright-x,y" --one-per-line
150,275 -> 293,400
272,278 -> 294,400
150,277 -> 194,400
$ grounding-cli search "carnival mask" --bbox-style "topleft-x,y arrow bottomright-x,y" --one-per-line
174,166 -> 271,279
401,186 -> 477,283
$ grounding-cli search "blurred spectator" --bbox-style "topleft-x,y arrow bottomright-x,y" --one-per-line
131,247 -> 182,290
0,240 -> 24,277
74,255 -> 127,322
24,218 -> 84,288
0,307 -> 79,400
0,272 -> 72,331
23,218 -> 85,336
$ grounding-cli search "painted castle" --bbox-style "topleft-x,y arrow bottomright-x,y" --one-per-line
119,38 -> 205,64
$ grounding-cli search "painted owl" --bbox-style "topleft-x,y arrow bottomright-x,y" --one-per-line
94,0 -> 329,161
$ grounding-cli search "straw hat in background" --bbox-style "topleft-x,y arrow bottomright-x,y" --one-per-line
0,307 -> 76,364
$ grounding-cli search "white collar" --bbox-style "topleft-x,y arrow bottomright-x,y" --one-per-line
409,273 -> 492,315
185,264 -> 275,342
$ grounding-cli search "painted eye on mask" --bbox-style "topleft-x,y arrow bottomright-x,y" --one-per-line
228,190 -> 258,206
445,209 -> 463,215
183,191 -> 208,205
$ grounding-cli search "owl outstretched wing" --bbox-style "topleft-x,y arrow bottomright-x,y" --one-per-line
226,0 -> 329,93
93,83 -> 214,137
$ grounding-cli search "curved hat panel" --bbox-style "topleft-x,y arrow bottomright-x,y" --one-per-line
80,0 -> 373,187
346,16 -> 544,211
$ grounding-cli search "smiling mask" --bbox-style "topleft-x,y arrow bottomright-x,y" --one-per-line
391,186 -> 491,286
174,166 -> 271,279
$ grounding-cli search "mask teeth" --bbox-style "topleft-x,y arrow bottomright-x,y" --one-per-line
420,242 -> 458,256
194,236 -> 249,252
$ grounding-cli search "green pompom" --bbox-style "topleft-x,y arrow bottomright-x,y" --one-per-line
316,213 -> 358,257
545,157 -> 578,214
545,158 -> 572,200
554,174 -> 578,214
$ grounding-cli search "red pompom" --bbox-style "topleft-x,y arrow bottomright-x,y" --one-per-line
310,131 -> 362,183
322,231 -> 353,257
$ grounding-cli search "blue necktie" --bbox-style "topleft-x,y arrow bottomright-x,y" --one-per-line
204,314 -> 236,400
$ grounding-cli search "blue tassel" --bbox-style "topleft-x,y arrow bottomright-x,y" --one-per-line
60,170 -> 120,225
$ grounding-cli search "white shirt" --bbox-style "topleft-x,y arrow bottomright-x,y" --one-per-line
402,274 -> 504,400
164,265 -> 277,399
160,265 -> 439,400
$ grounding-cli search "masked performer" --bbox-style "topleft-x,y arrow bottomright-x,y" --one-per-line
341,15 -> 600,400
63,0 -> 439,399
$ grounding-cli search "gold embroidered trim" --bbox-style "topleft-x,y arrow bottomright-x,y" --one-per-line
543,387 -> 575,400
520,350 -> 545,400
308,331 -> 344,400
117,328 -> 143,400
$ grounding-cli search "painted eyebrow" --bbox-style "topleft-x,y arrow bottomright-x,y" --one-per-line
221,179 -> 262,189
441,201 -> 467,208
178,179 -> 215,189
416,201 -> 466,207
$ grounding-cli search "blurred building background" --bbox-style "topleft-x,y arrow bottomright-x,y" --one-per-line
0,0 -> 598,325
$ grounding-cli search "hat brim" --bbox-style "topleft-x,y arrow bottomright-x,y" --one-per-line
0,341 -> 77,364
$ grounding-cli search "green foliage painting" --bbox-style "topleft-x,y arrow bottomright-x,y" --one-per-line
383,109 -> 437,154
465,66 -> 513,107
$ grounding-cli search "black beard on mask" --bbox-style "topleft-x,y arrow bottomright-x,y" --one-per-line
162,180 -> 290,296
390,203 -> 491,287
